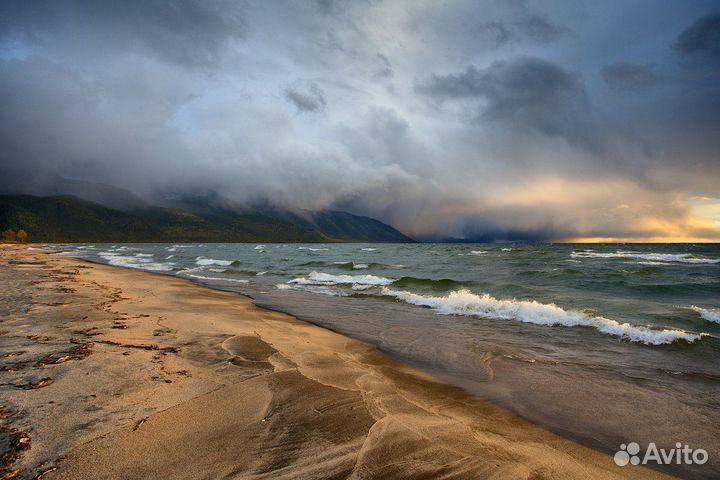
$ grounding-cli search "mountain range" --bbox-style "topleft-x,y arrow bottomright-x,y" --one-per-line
0,193 -> 414,243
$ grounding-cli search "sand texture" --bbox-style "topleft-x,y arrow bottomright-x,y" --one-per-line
0,246 -> 670,479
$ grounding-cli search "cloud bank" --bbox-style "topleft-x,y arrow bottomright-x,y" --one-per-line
1,0 -> 719,241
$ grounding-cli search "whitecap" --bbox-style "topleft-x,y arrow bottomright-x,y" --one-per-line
571,250 -> 719,264
275,283 -> 348,297
288,271 -> 394,286
177,270 -> 248,283
380,288 -> 702,345
195,256 -> 233,266
690,306 -> 720,324
99,253 -> 174,272
361,247 -> 377,251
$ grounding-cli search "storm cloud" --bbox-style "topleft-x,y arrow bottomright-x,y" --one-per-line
674,12 -> 720,62
285,83 -> 327,112
415,57 -> 592,145
1,0 -> 719,241
601,62 -> 660,93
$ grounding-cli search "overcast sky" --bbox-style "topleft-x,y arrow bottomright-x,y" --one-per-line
1,0 -> 719,241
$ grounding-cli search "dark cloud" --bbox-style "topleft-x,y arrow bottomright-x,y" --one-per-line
516,15 -> 566,43
415,57 -> 592,144
674,12 -> 720,62
601,62 -> 660,92
285,83 -> 327,112
0,0 -> 244,68
474,21 -> 512,46
472,14 -> 564,47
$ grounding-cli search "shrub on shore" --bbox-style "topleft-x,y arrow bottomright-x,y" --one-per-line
2,229 -> 28,243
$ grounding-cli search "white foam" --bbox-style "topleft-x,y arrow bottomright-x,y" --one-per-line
276,283 -> 348,297
361,247 -> 377,251
571,250 -> 720,264
195,256 -> 233,266
177,270 -> 248,283
501,248 -> 512,252
288,271 -> 394,286
298,246 -> 328,251
135,253 -> 153,257
99,253 -> 174,272
381,288 -> 702,345
254,245 -> 265,250
256,271 -> 267,276
690,306 -> 720,324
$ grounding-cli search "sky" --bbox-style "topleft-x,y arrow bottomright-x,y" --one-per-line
1,0 -> 719,242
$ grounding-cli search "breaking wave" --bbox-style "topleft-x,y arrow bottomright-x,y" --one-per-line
177,268 -> 249,283
690,306 -> 720,324
195,256 -> 234,266
288,271 -> 394,286
380,288 -> 702,345
571,250 -> 720,264
98,252 -> 175,272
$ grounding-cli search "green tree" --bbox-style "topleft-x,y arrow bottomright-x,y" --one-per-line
16,229 -> 28,243
2,229 -> 17,243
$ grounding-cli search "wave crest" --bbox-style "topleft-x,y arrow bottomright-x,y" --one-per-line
571,250 -> 720,264
381,288 -> 702,345
690,306 -> 720,324
288,271 -> 394,286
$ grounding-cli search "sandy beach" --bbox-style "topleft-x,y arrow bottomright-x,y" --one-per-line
0,245 -> 670,480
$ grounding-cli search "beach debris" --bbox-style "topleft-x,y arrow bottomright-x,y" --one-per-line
26,335 -> 54,342
36,466 -> 59,479
7,259 -> 45,265
97,340 -> 179,353
36,342 -> 93,367
71,327 -> 100,337
0,469 -> 20,480
22,378 -> 53,389
0,428 -> 31,478
132,418 -> 147,431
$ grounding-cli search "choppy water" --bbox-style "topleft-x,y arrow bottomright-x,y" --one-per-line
54,242 -> 720,478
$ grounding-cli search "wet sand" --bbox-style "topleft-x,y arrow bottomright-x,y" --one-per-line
0,245 -> 670,479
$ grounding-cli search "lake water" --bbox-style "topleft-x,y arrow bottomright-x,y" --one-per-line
54,242 -> 720,478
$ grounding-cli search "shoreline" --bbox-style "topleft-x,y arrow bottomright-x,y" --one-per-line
1,245 -> 670,479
